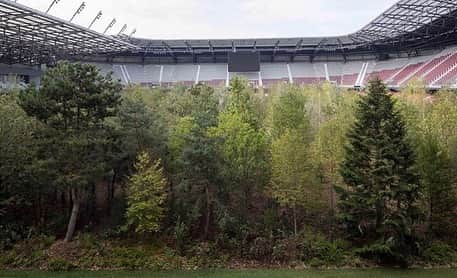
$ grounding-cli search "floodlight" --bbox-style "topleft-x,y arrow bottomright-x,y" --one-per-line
88,11 -> 102,29
103,18 -> 117,34
45,0 -> 61,14
69,2 -> 86,22
118,24 -> 127,36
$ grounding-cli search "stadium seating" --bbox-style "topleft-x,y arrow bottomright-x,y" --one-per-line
389,62 -> 424,86
399,54 -> 450,85
124,64 -> 161,84
260,63 -> 290,87
424,52 -> 457,85
199,64 -> 227,86
87,47 -> 457,90
435,66 -> 457,87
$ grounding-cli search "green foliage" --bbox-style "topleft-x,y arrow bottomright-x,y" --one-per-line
267,86 -> 309,138
356,242 -> 397,264
297,231 -> 349,266
417,135 -> 457,237
0,94 -> 40,223
211,112 -> 269,187
398,88 -> 457,239
5,72 -> 457,269
174,220 -> 189,256
19,61 -> 122,191
0,236 -> 53,269
168,116 -> 197,167
225,77 -> 260,127
208,78 -> 270,238
48,259 -> 76,272
338,79 -> 421,266
271,129 -> 316,207
18,62 -> 123,241
126,152 -> 168,233
422,242 -> 457,265
167,84 -> 221,240
115,86 -> 167,167
0,224 -> 24,250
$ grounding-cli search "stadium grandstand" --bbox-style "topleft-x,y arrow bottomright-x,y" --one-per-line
2,0 -> 457,90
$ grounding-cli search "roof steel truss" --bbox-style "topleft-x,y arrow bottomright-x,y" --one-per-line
0,0 -> 138,64
2,0 -> 457,64
352,0 -> 457,43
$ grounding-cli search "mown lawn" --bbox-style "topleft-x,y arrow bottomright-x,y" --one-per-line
1,269 -> 457,278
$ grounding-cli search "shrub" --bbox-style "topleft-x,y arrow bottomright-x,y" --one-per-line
314,239 -> 347,266
0,236 -> 51,268
109,247 -> 148,270
272,238 -> 299,263
298,231 -> 348,266
248,237 -> 274,262
356,242 -> 395,263
174,220 -> 189,256
422,242 -> 457,265
356,235 -> 419,267
48,259 -> 76,272
78,233 -> 99,250
0,224 -> 24,250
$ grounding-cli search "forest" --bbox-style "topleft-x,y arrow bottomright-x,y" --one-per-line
1,62 -> 457,271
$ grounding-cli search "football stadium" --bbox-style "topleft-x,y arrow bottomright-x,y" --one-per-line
2,0 -> 457,90
4,1 -> 457,275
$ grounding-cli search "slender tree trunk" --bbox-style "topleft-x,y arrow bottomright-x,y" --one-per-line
328,182 -> 335,241
204,185 -> 211,239
105,171 -> 117,218
428,193 -> 434,235
293,206 -> 298,237
64,190 -> 80,242
375,199 -> 384,239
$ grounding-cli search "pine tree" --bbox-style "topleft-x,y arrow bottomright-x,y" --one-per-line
337,79 -> 420,265
19,62 -> 122,242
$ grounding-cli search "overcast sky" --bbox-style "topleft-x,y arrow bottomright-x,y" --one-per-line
18,0 -> 398,39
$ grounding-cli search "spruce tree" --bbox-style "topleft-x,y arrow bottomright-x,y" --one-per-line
337,79 -> 420,265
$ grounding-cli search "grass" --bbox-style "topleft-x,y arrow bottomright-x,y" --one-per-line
1,269 -> 457,278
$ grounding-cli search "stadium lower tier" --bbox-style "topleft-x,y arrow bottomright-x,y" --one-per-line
2,46 -> 457,90
93,46 -> 457,89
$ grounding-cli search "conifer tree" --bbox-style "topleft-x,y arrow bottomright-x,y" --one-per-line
126,152 -> 168,233
19,62 -> 122,242
337,79 -> 420,265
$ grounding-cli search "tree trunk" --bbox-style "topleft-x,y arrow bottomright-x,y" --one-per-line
428,194 -> 434,235
64,196 -> 80,242
204,185 -> 211,239
107,171 -> 117,216
375,199 -> 384,239
328,180 -> 335,240
293,206 -> 298,237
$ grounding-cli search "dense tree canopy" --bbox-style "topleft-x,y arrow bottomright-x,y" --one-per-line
18,62 -> 122,242
1,67 -> 457,268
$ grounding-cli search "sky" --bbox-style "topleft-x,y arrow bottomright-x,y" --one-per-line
17,0 -> 398,39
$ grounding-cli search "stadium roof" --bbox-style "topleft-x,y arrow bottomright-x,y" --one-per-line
352,0 -> 457,43
1,0 -> 457,64
0,0 -> 139,65
127,0 -> 457,58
